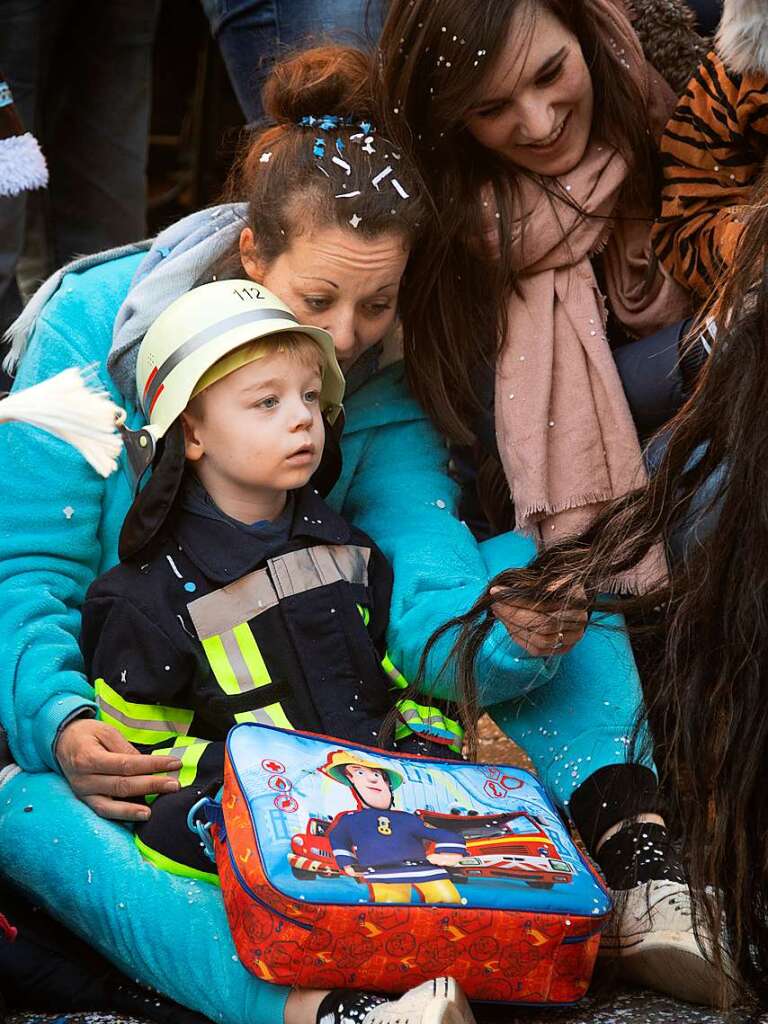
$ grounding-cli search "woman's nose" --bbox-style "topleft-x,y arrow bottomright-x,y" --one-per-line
516,99 -> 556,144
324,312 -> 358,361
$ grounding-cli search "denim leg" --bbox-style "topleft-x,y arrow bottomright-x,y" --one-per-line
42,0 -> 160,267
0,0 -> 51,337
202,0 -> 384,123
644,437 -> 725,565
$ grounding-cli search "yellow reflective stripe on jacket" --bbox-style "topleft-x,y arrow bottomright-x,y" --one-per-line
356,603 -> 370,627
95,678 -> 193,746
152,736 -> 210,788
234,705 -> 292,729
201,620 -> 293,729
202,625 -> 271,695
201,635 -> 240,695
135,836 -> 220,886
381,653 -> 408,690
379,654 -> 464,754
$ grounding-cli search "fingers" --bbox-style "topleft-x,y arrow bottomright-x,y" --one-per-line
97,728 -> 183,776
489,591 -> 588,656
87,750 -> 183,778
83,793 -> 153,822
75,771 -> 180,800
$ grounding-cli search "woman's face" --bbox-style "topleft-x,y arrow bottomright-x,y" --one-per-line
241,225 -> 410,370
464,5 -> 593,178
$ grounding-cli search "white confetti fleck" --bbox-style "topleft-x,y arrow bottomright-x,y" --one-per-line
335,190 -> 361,199
372,166 -> 393,189
349,213 -> 362,229
391,178 -> 409,199
259,152 -> 272,163
166,555 -> 183,578
63,506 -> 74,519
331,155 -> 352,174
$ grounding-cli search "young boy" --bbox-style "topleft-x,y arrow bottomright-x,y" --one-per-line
80,280 -> 463,880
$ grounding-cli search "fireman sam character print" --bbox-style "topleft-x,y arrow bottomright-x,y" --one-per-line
321,751 -> 466,904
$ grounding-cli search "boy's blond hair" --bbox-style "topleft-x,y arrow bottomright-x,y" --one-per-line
190,331 -> 326,403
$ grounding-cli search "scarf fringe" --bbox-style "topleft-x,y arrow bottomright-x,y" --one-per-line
515,492 -> 615,533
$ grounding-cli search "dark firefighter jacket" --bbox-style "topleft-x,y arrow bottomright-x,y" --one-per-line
80,480 -> 462,877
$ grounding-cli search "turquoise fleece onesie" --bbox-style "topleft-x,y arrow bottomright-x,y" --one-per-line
0,252 -> 642,1023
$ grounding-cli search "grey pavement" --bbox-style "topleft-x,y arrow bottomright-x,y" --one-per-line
9,987 -> 768,1024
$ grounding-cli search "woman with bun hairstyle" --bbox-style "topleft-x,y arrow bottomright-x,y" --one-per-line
0,45 -> 642,1023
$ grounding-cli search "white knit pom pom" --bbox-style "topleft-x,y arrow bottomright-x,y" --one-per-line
0,367 -> 124,477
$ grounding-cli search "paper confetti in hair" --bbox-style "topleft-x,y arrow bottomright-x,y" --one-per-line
0,367 -> 124,477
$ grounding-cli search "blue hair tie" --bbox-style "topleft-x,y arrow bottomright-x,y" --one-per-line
298,114 -> 377,134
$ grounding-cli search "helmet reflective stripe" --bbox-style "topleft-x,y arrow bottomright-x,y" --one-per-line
142,307 -> 300,416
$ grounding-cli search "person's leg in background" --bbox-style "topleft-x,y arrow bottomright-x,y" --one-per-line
685,0 -> 723,34
0,1 -> 50,345
42,0 -> 160,269
201,0 -> 385,124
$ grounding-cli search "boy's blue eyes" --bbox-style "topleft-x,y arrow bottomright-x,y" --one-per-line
255,390 -> 320,409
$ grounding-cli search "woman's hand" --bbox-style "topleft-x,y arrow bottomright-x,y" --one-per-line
490,585 -> 588,657
55,717 -> 182,822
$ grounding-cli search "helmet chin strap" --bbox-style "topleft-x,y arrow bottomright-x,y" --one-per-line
116,420 -> 159,493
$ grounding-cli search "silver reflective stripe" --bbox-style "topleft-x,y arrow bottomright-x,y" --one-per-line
220,628 -> 255,693
268,544 -> 370,600
143,308 -> 299,413
97,696 -> 190,736
187,568 -> 278,640
187,544 -> 370,640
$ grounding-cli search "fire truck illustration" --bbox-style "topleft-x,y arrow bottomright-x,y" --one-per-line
288,809 -> 574,888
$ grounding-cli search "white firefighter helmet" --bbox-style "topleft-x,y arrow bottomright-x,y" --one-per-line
135,280 -> 345,439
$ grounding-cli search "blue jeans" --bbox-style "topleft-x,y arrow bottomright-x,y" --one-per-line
0,0 -> 159,338
201,0 -> 384,123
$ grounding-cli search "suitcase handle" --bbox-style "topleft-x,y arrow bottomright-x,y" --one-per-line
187,796 -> 224,863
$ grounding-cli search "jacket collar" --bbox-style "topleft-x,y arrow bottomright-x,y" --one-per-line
172,484 -> 351,583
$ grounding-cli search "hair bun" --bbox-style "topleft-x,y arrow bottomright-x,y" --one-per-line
263,46 -> 374,125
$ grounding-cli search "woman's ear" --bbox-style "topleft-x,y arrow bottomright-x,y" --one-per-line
239,227 -> 265,282
180,410 -> 205,462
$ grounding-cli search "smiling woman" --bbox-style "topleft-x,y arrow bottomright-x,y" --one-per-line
378,0 -> 691,546
464,11 -> 595,178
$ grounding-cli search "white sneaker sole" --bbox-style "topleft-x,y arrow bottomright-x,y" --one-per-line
367,977 -> 477,1024
422,1001 -> 476,1024
609,932 -> 737,1007
421,978 -> 476,1024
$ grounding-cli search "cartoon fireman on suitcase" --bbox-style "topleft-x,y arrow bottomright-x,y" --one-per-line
321,751 -> 466,904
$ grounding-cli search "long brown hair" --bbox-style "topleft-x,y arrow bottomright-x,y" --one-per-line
377,0 -> 660,446
220,45 -> 427,268
422,182 -> 768,998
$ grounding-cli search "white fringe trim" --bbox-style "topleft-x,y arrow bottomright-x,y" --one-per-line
0,133 -> 48,197
716,0 -> 768,74
0,367 -> 123,477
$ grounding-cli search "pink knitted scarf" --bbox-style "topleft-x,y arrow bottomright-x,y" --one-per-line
493,0 -> 690,588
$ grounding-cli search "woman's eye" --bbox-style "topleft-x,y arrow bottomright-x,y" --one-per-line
475,103 -> 504,120
537,61 -> 565,87
364,302 -> 393,318
257,396 -> 278,409
304,296 -> 332,311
